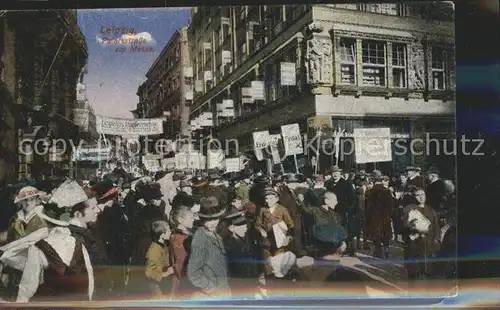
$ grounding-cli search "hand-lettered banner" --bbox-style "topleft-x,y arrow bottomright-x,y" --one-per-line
96,116 -> 164,136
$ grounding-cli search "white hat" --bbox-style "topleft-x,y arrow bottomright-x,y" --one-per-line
14,186 -> 41,204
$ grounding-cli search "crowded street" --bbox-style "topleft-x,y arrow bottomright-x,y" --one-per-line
0,4 -> 458,304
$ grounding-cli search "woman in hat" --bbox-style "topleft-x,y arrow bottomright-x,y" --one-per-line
2,185 -> 95,302
169,205 -> 197,299
7,186 -> 47,243
187,196 -> 230,299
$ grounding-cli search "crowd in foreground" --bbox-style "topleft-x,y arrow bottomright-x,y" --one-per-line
0,164 -> 457,302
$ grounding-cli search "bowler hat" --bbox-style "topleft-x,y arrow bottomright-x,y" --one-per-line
313,221 -> 348,247
164,163 -> 176,173
198,196 -> 225,218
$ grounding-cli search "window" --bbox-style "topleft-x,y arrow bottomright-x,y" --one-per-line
357,4 -> 403,16
392,44 -> 407,88
431,47 -> 446,90
362,40 -> 386,86
222,23 -> 231,44
339,38 -> 356,85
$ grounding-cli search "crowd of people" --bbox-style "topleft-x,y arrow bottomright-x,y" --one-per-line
0,163 -> 457,302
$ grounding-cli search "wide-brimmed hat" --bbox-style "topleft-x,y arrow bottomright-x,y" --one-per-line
14,186 -> 41,204
406,166 -> 422,172
92,179 -> 118,202
198,196 -> 225,219
329,165 -> 342,173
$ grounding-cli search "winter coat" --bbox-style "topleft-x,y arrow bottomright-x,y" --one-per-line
187,227 -> 230,298
365,184 -> 394,244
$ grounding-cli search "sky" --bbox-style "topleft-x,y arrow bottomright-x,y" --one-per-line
77,8 -> 191,119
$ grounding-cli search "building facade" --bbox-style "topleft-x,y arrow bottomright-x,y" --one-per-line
0,10 -> 87,181
187,4 -> 456,177
73,67 -> 98,140
136,26 -> 192,143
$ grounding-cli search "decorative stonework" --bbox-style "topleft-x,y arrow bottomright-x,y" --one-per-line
409,42 -> 425,90
306,37 -> 333,85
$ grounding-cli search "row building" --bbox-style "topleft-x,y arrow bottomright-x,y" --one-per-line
134,26 -> 192,155
186,4 -> 456,177
1,10 -> 88,182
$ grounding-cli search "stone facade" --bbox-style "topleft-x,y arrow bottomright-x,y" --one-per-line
186,4 -> 455,174
136,27 -> 191,139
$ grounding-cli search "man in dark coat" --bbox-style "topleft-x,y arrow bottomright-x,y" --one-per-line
278,173 -> 309,256
223,208 -> 265,297
425,167 -> 447,212
365,174 -> 394,259
324,166 -> 356,252
92,179 -> 131,297
406,166 -> 425,190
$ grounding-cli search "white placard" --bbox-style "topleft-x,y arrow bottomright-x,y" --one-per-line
225,158 -> 242,172
185,90 -> 193,100
250,81 -> 265,101
222,50 -> 232,64
204,71 -> 213,81
207,149 -> 225,169
253,130 -> 270,161
199,112 -> 213,127
253,130 -> 270,150
96,116 -> 163,136
185,67 -> 193,78
268,134 -> 281,164
280,62 -> 296,86
73,147 -> 110,162
353,127 -> 392,164
281,123 -> 303,156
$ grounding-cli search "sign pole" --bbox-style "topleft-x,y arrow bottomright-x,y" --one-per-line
293,154 -> 299,174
